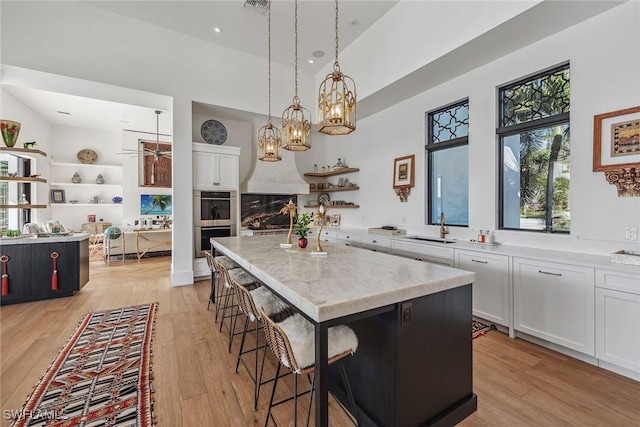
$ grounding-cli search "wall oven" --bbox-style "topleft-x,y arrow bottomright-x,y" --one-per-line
194,191 -> 237,257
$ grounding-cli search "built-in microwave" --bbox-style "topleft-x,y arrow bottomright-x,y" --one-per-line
193,191 -> 236,227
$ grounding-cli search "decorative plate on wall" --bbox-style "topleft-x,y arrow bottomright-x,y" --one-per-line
318,192 -> 330,206
77,149 -> 98,164
201,119 -> 228,145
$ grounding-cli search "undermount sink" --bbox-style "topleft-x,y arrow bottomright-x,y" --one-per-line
406,236 -> 456,244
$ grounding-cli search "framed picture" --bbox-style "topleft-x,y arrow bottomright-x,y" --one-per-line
593,106 -> 640,171
393,155 -> 415,188
50,189 -> 65,204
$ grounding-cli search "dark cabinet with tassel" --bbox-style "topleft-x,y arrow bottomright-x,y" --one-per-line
0,237 -> 89,305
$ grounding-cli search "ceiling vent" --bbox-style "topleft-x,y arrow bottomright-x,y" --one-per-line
243,0 -> 268,16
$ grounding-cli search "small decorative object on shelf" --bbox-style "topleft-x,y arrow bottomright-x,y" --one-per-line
77,149 -> 98,164
23,141 -> 37,149
0,120 -> 20,148
314,164 -> 318,172
112,196 -> 123,204
333,158 -> 346,169
312,205 -> 328,256
294,212 -> 312,249
96,174 -> 105,184
72,172 -> 82,183
88,214 -> 96,223
19,193 -> 29,205
279,199 -> 298,248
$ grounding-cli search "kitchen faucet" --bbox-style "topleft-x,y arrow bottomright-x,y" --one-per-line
440,212 -> 448,239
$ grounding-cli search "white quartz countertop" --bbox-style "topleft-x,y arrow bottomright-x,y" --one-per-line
0,232 -> 89,245
329,227 -> 640,275
212,235 -> 475,323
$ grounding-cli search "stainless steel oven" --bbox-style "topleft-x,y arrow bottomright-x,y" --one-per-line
195,225 -> 236,257
194,191 -> 237,227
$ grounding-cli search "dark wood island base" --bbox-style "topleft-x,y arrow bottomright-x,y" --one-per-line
0,234 -> 90,305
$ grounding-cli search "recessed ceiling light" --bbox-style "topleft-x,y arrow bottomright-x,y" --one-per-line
308,59 -> 315,64
312,50 -> 325,58
213,27 -> 221,33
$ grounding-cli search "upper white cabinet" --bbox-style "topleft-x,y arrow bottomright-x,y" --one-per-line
595,269 -> 640,375
456,250 -> 510,327
192,143 -> 240,190
513,257 -> 595,356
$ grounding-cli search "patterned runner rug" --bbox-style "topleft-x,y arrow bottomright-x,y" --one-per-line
472,320 -> 493,339
11,303 -> 158,427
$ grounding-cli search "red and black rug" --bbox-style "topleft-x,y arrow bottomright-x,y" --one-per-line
472,320 -> 493,339
11,303 -> 157,427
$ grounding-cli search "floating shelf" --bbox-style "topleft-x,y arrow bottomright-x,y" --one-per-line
50,203 -> 123,207
310,186 -> 359,193
0,204 -> 48,209
0,176 -> 47,184
50,161 -> 121,169
303,168 -> 359,177
303,205 -> 360,209
0,147 -> 47,157
50,182 -> 122,188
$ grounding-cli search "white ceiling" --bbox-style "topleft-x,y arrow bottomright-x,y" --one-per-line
85,0 -> 398,74
6,0 -> 397,133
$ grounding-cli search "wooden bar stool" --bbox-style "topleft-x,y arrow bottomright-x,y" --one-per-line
213,257 -> 259,352
233,281 -> 289,410
259,307 -> 361,427
204,251 -> 237,312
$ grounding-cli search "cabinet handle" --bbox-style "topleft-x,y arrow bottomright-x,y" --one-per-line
346,236 -> 350,239
472,259 -> 488,264
372,240 -> 377,243
538,270 -> 562,277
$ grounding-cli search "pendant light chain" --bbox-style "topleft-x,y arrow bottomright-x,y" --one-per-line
334,0 -> 339,66
267,0 -> 272,119
294,0 -> 298,99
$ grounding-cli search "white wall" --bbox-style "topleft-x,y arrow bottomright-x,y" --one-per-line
321,1 -> 640,255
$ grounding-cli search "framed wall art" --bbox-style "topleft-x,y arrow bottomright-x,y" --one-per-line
50,189 -> 66,204
393,155 -> 415,188
593,106 -> 640,171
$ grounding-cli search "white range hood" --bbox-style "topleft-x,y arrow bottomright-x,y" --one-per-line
241,149 -> 309,195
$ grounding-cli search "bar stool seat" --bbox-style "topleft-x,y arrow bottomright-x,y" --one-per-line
216,255 -> 238,270
229,268 -> 255,286
260,307 -> 361,427
248,286 -> 289,321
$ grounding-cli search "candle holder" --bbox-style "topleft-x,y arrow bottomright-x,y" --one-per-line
312,205 -> 329,256
279,199 -> 297,248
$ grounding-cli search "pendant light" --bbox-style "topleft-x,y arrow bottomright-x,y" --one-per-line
258,0 -> 282,162
282,0 -> 311,151
318,0 -> 356,135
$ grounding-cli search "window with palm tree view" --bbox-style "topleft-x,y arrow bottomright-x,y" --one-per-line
499,64 -> 570,232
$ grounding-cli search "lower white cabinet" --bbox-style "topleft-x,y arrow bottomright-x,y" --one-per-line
360,235 -> 392,254
513,257 -> 595,356
336,231 -> 362,248
391,240 -> 454,266
595,269 -> 640,374
456,250 -> 510,327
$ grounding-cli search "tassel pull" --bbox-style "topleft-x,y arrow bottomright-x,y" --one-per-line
1,255 -> 9,296
51,252 -> 59,291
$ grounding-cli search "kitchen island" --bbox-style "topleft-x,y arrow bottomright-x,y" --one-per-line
212,235 -> 477,427
0,233 -> 89,305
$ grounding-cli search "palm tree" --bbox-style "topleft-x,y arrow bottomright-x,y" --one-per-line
143,195 -> 172,214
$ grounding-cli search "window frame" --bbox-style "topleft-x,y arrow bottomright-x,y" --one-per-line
425,98 -> 469,227
497,63 -> 570,233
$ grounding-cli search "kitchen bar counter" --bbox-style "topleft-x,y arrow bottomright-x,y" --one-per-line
212,235 -> 477,427
0,233 -> 89,305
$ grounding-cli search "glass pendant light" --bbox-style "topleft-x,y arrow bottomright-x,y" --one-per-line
258,1 -> 282,162
318,0 -> 356,135
282,0 -> 311,151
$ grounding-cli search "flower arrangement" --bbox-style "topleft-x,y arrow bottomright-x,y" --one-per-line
0,120 -> 21,148
294,212 -> 313,239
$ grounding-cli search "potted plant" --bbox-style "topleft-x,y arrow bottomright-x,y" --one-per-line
294,212 -> 313,248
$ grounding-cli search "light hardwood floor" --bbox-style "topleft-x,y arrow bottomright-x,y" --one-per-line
1,257 -> 639,426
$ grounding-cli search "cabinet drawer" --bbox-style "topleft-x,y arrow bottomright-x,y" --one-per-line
336,231 -> 362,247
392,240 -> 454,262
596,269 -> 640,295
361,235 -> 391,249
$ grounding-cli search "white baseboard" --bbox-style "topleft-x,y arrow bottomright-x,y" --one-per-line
171,269 -> 194,286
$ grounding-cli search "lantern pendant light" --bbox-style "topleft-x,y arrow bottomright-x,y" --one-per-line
318,0 -> 356,135
258,0 -> 282,162
282,0 -> 311,151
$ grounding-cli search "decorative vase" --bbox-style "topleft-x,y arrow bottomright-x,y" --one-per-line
96,174 -> 105,184
298,237 -> 308,249
0,120 -> 21,148
72,172 -> 82,183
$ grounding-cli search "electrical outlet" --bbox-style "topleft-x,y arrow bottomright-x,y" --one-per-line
625,227 -> 638,241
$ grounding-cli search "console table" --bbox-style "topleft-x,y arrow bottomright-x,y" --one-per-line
133,228 -> 172,261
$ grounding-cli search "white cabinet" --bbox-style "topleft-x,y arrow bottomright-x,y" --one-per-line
456,250 -> 510,327
192,144 -> 240,190
513,257 -> 595,356
391,240 -> 454,266
336,230 -> 362,248
595,269 -> 640,374
360,235 -> 392,254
